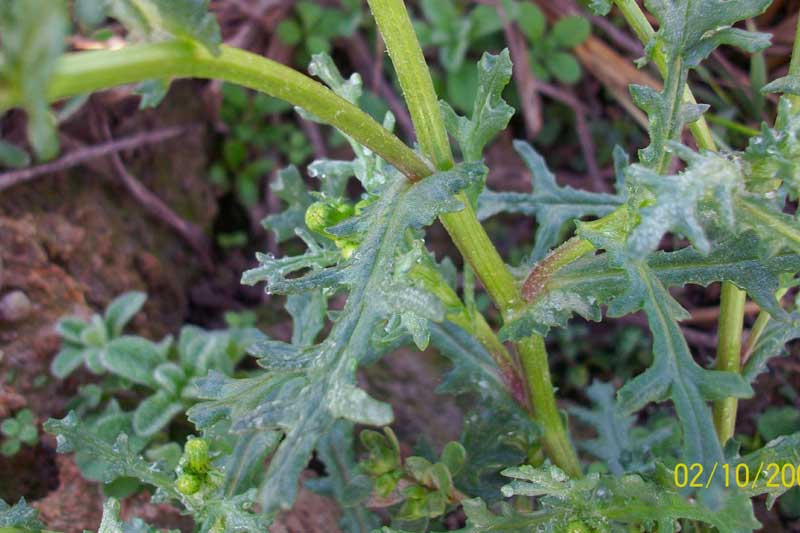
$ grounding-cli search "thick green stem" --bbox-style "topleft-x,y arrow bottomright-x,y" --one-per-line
517,336 -> 583,478
364,0 -> 453,170
439,203 -> 520,314
367,0 -> 581,476
713,283 -> 747,443
0,41 -> 431,180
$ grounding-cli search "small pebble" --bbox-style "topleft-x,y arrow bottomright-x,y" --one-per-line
0,291 -> 32,322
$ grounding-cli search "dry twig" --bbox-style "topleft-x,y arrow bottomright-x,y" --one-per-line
0,126 -> 191,193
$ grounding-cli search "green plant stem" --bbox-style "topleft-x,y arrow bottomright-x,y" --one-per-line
517,336 -> 582,477
705,113 -> 761,137
367,0 -> 581,478
712,283 -> 747,443
0,41 -> 431,181
522,237 -> 597,302
788,14 -> 800,110
364,0 -> 453,170
746,19 -> 767,118
439,203 -> 520,314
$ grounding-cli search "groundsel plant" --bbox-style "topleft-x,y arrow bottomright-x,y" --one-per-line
3,0 -> 800,531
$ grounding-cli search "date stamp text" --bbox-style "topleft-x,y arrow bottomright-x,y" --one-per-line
674,462 -> 800,489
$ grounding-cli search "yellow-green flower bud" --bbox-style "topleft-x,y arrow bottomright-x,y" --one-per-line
185,438 -> 209,474
338,239 -> 359,260
304,199 -> 355,239
565,520 -> 591,533
176,473 -> 202,495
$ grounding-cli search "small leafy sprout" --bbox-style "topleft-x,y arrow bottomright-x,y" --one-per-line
50,291 -> 146,379
359,427 -> 403,497
1,409 -> 38,456
397,442 -> 467,523
359,428 -> 467,523
304,197 -> 364,258
49,291 -> 258,492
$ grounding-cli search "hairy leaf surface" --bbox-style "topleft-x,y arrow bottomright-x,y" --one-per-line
496,464 -> 759,532
195,164 -> 481,514
441,50 -> 515,164
0,498 -> 44,530
634,0 -> 770,170
503,233 -> 800,339
742,312 -> 800,382
569,381 -> 672,476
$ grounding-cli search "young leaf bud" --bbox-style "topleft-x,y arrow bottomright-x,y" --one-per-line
565,520 -> 592,533
176,473 -> 202,495
184,437 -> 210,474
304,198 -> 355,239
374,471 -> 401,498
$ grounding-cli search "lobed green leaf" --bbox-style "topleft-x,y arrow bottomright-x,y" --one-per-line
479,141 -> 623,263
441,50 -> 515,165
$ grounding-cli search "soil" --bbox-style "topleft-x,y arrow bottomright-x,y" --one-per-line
0,86 -> 218,529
